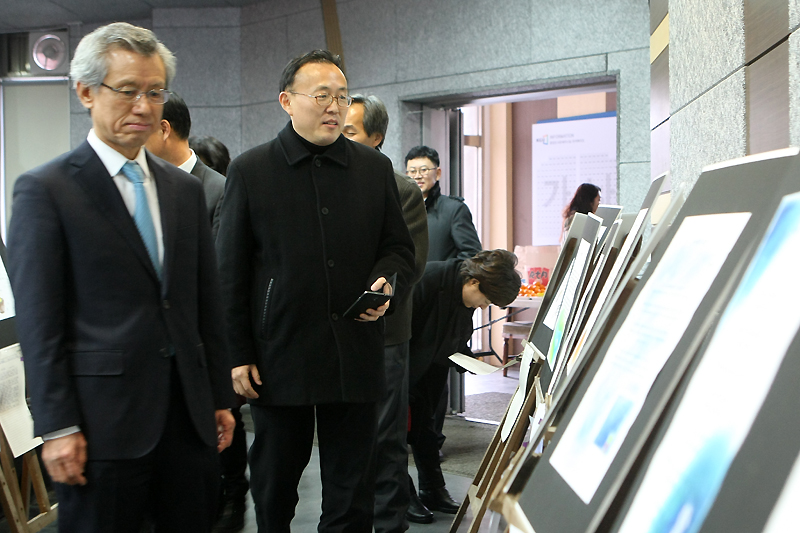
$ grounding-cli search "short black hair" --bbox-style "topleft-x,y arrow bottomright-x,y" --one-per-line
460,249 -> 521,308
161,90 -> 191,140
188,135 -> 231,176
404,145 -> 439,167
279,50 -> 343,92
350,94 -> 389,150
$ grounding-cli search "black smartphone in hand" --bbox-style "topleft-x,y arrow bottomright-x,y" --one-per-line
342,273 -> 396,319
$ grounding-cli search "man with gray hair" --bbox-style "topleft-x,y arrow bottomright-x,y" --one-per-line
7,22 -> 234,533
344,94 -> 429,531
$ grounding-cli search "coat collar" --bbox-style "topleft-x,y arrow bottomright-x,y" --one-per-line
278,121 -> 348,168
68,141 -> 174,293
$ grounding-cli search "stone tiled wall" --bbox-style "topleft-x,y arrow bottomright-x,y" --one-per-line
65,0 -> 651,210
656,0 -> 800,195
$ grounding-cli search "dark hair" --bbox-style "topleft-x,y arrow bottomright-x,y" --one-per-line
188,135 -> 231,176
160,91 -> 191,140
563,183 -> 601,219
279,50 -> 343,92
460,250 -> 521,307
350,94 -> 389,150
404,145 -> 439,167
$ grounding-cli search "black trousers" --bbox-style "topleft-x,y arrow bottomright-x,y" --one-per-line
409,363 -> 450,491
249,402 -> 378,533
218,404 -> 249,501
55,364 -> 220,533
373,342 -> 410,533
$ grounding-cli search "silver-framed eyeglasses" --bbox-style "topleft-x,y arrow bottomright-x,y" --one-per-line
287,91 -> 353,107
406,166 -> 438,177
100,83 -> 172,104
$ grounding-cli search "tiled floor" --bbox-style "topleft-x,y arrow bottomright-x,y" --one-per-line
3,369 -> 515,533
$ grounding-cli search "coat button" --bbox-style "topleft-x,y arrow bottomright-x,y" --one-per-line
314,158 -> 322,167
321,207 -> 329,215
327,259 -> 335,267
162,300 -> 171,309
331,313 -> 339,321
159,348 -> 169,358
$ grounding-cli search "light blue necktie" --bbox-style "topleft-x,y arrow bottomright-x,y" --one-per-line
120,161 -> 161,280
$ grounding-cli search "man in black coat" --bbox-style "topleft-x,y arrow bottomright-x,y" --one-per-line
344,94 -> 429,532
215,50 -> 416,532
407,252 -> 520,516
7,23 -> 235,533
405,145 -> 481,262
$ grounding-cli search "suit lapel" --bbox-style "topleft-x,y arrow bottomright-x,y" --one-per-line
149,155 -> 177,296
69,142 -> 160,283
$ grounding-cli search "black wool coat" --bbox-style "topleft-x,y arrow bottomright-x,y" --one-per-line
216,123 -> 416,405
425,182 -> 482,262
408,259 -> 476,386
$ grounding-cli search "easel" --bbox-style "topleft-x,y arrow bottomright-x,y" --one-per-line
0,428 -> 57,532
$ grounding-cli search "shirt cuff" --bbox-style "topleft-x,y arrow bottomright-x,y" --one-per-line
43,426 -> 81,441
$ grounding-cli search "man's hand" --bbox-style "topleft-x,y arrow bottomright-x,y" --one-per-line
42,432 -> 87,485
232,364 -> 261,398
215,409 -> 235,452
358,276 -> 392,322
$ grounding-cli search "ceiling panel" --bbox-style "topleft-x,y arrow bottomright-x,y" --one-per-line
0,1 -> 80,31
0,0 -> 261,33
50,0 -> 152,24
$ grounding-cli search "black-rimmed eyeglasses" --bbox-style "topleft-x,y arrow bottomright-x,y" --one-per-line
100,83 -> 172,105
286,91 -> 353,108
406,167 -> 438,177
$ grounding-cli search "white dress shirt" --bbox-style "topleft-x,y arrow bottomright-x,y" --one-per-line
87,129 -> 164,267
178,150 -> 197,174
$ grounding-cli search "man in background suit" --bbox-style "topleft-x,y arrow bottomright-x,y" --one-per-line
146,91 -> 246,532
145,91 -> 226,228
343,94 -> 429,531
7,22 -> 234,533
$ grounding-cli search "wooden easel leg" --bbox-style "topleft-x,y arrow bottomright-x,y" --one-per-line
0,431 -> 29,533
448,491 -> 470,533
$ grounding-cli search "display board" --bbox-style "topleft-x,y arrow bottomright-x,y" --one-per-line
537,213 -> 601,393
515,148 -> 800,533
608,187 -> 800,533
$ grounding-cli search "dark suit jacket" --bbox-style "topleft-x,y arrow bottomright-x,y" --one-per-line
425,182 -> 482,261
384,171 -> 428,346
7,141 -> 234,461
190,158 -> 225,227
408,259 -> 475,385
216,122 -> 416,405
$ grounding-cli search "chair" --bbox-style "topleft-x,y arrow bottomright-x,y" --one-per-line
501,321 -> 532,376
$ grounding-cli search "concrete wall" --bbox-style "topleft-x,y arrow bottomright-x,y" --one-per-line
65,0 -> 651,210
658,0 -> 799,197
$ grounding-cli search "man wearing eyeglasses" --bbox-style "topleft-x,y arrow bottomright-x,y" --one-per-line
404,145 -> 481,517
7,23 -> 235,533
215,50 -> 415,532
405,145 -> 481,263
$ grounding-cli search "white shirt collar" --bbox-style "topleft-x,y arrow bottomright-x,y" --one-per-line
178,150 -> 197,174
87,129 -> 152,179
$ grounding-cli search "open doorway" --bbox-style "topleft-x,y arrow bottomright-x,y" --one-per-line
408,81 -> 619,422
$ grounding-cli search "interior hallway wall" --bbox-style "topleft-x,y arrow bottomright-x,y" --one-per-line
655,0 -> 799,196
64,0 -> 650,213
232,0 -> 650,212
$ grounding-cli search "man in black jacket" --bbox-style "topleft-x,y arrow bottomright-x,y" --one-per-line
215,50 -> 416,532
405,145 -> 482,502
405,145 -> 481,262
408,251 -> 520,518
